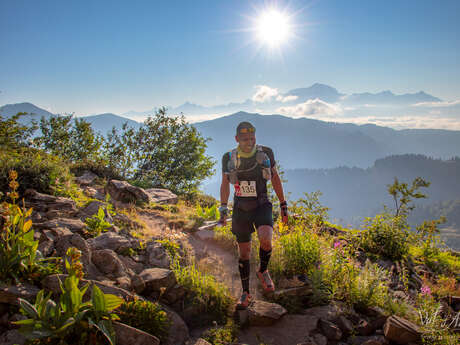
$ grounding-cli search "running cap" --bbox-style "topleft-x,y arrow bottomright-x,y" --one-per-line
236,121 -> 256,136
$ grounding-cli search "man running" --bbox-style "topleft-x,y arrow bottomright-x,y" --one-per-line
219,121 -> 288,309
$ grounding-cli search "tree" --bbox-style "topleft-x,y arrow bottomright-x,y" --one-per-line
133,108 -> 214,195
387,177 -> 430,217
0,113 -> 37,149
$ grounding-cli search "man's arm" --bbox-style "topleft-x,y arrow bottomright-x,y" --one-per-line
271,166 -> 285,203
219,172 -> 230,225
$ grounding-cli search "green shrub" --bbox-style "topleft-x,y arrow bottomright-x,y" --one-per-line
202,319 -> 238,345
0,171 -> 61,283
70,159 -> 121,180
14,247 -> 124,345
116,299 -> 170,342
196,204 -> 220,221
0,148 -> 73,196
358,213 -> 410,261
270,229 -> 320,280
172,259 -> 233,326
85,207 -> 112,237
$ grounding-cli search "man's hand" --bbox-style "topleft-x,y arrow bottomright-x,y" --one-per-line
218,204 -> 229,225
280,201 -> 288,225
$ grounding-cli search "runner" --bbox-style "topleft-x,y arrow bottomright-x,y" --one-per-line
219,121 -> 288,309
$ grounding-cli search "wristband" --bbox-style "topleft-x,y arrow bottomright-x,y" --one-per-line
280,201 -> 287,207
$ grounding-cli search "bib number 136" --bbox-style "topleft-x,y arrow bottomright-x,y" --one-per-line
235,181 -> 257,197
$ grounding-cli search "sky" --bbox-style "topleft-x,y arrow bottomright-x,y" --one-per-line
1,0 -> 460,125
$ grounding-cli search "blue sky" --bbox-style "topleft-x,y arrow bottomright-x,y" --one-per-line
1,0 -> 460,117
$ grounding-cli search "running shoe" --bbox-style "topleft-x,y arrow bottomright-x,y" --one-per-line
236,291 -> 252,310
257,270 -> 275,293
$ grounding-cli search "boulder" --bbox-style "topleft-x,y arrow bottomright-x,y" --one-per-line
35,218 -> 86,234
55,233 -> 98,276
88,232 -> 132,253
106,180 -> 150,204
163,284 -> 187,304
356,319 -> 373,336
318,318 -> 342,340
24,189 -> 77,215
336,315 -> 354,335
312,333 -> 328,345
130,275 -> 146,294
347,335 -> 389,345
38,239 -> 55,257
116,277 -> 132,290
139,268 -> 176,295
161,304 -> 190,345
119,255 -> 144,274
75,171 -> 98,186
82,186 -> 105,200
91,249 -> 129,278
113,321 -> 160,345
145,188 -> 178,204
146,242 -> 171,268
273,286 -> 313,298
0,283 -> 40,305
192,339 -> 211,345
383,316 -> 421,345
247,300 -> 288,326
303,303 -> 343,321
0,329 -> 26,345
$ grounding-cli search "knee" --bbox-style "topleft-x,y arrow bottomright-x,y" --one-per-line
259,239 -> 272,251
238,245 -> 251,260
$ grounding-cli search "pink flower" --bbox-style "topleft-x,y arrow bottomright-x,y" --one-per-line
420,285 -> 431,296
334,241 -> 342,249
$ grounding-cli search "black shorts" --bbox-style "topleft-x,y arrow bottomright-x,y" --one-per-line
231,201 -> 273,243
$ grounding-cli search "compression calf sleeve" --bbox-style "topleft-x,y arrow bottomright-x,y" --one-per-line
259,247 -> 272,273
238,259 -> 250,293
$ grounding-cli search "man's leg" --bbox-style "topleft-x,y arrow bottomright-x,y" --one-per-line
238,242 -> 251,293
256,225 -> 275,292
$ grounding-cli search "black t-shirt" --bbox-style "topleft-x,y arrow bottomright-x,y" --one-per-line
222,145 -> 276,202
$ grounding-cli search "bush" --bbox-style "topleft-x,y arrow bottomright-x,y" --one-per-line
116,299 -> 170,342
0,148 -> 73,196
202,319 -> 238,345
85,207 -> 112,237
358,213 -> 410,261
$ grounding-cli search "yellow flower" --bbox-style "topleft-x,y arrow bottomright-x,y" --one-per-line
8,170 -> 18,181
9,180 -> 19,191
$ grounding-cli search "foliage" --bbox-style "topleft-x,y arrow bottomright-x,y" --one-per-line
358,212 -> 410,261
35,115 -> 104,163
14,247 -> 123,345
184,192 -> 217,208
0,112 -> 38,149
172,259 -> 233,326
85,207 -> 112,237
388,176 -> 430,217
270,228 -> 320,280
196,203 -> 220,221
155,238 -> 181,259
0,171 -> 61,283
415,216 -> 449,272
289,191 -> 329,229
202,319 -> 238,345
116,298 -> 170,342
133,107 -> 214,195
0,148 -> 73,196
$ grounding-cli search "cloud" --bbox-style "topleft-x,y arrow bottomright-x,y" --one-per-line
252,85 -> 298,103
277,99 -> 343,117
252,85 -> 279,103
276,94 -> 298,103
412,100 -> 460,108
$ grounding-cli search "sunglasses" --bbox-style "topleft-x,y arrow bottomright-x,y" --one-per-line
238,127 -> 255,134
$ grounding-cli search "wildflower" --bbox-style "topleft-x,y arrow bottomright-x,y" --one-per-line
333,241 -> 342,249
420,285 -> 431,296
8,170 -> 18,181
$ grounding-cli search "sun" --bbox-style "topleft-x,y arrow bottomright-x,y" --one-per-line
256,9 -> 291,47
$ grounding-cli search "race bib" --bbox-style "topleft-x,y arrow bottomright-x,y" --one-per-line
235,181 -> 257,197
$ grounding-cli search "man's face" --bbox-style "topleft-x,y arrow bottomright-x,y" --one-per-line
236,132 -> 256,153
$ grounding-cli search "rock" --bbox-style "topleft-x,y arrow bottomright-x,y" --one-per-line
106,180 -> 150,204
383,316 -> 421,344
79,200 -> 105,218
24,189 -> 77,215
119,255 -> 144,274
146,242 -> 171,268
161,304 -> 190,345
145,188 -> 178,204
356,319 -> 373,336
131,275 -> 146,294
273,286 -> 313,298
303,303 -> 343,321
42,274 -> 135,300
247,300 -> 288,326
312,333 -> 328,345
0,283 -> 40,305
38,239 -> 55,257
92,249 -> 128,278
139,268 -> 176,295
116,277 -> 132,290
192,339 -> 211,345
336,315 -> 354,335
113,321 -> 160,345
163,284 -> 187,304
48,226 -> 73,237
0,329 -> 26,345
318,318 -> 342,340
347,335 -> 388,345
194,229 -> 215,241
75,171 -> 98,186
35,218 -> 86,234
82,186 -> 105,200
55,233 -> 97,276
88,232 -> 132,253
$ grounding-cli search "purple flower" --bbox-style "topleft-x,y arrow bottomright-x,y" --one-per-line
420,285 -> 431,296
334,241 -> 342,249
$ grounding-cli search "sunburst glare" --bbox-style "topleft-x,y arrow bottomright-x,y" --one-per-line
256,9 -> 291,47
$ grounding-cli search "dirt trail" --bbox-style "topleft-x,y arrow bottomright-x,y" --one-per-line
138,211 -> 265,300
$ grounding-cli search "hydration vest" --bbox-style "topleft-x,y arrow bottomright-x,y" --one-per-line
227,145 -> 271,185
